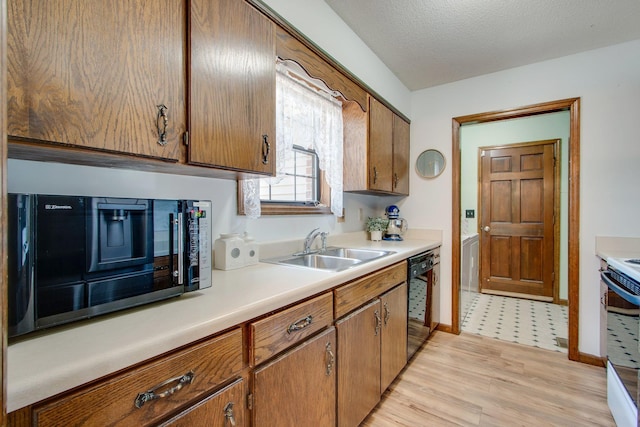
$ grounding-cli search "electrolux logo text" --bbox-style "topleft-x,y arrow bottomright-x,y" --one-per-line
45,204 -> 73,210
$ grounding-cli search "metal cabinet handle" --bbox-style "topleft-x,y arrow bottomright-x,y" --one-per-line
134,370 -> 194,408
156,104 -> 168,146
373,166 -> 378,184
393,173 -> 398,188
374,309 -> 381,336
224,402 -> 237,427
325,342 -> 335,376
262,134 -> 270,164
287,315 -> 313,334
383,302 -> 390,325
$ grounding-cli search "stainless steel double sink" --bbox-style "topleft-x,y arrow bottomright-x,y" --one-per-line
262,247 -> 396,272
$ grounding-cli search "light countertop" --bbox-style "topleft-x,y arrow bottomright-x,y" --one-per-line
595,236 -> 640,260
7,231 -> 441,412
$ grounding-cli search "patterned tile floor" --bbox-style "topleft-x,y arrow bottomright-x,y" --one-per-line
462,293 -> 569,353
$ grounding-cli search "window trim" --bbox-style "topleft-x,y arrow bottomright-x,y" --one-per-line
260,145 -> 320,205
237,170 -> 332,216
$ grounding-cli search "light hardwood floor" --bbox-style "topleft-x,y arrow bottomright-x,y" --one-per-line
363,332 -> 615,426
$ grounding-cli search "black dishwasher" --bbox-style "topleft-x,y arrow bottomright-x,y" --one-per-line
407,251 -> 434,359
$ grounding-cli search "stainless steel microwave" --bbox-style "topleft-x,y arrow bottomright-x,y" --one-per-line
7,194 -> 212,338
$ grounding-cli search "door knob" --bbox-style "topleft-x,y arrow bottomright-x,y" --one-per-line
483,226 -> 490,232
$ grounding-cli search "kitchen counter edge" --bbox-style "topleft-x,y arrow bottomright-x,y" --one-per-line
7,236 -> 440,412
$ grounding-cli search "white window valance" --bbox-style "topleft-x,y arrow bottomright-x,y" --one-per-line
243,61 -> 344,218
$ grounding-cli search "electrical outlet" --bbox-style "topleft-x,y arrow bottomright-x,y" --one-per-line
465,209 -> 475,218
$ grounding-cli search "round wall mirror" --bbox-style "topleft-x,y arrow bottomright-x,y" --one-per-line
416,149 -> 446,178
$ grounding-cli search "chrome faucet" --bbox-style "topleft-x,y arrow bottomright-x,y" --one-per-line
303,228 -> 321,254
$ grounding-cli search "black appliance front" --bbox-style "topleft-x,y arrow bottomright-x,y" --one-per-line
33,195 -> 160,330
407,251 -> 434,359
7,194 -> 35,337
7,194 -> 212,338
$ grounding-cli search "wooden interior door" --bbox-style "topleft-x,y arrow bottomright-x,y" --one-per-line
479,141 -> 557,300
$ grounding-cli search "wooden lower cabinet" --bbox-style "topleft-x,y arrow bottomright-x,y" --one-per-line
336,300 -> 381,427
380,283 -> 408,392
252,327 -> 336,427
336,283 -> 408,427
159,378 -> 246,427
26,328 -> 244,427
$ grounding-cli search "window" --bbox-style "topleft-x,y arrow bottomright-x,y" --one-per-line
260,145 -> 320,205
240,60 -> 343,218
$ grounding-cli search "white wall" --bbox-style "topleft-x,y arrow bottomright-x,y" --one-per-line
460,112 -> 570,300
403,39 -> 640,356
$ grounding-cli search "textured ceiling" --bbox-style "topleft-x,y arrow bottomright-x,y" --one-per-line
324,0 -> 640,90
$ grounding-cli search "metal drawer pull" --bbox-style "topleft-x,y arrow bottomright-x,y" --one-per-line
325,342 -> 335,376
224,402 -> 237,426
373,166 -> 378,184
134,370 -> 195,408
262,134 -> 270,164
374,309 -> 381,336
156,104 -> 169,146
383,302 -> 390,325
287,315 -> 313,334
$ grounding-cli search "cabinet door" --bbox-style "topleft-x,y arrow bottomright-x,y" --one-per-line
160,378 -> 246,427
380,283 -> 408,392
253,327 -> 336,427
7,0 -> 186,160
189,0 -> 275,174
392,115 -> 410,195
368,97 -> 393,192
336,300 -> 381,427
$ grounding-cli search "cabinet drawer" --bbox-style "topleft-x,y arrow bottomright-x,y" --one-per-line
251,293 -> 333,365
334,262 -> 406,319
33,328 -> 244,427
159,377 -> 246,427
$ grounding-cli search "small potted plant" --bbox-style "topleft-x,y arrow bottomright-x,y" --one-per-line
365,217 -> 389,241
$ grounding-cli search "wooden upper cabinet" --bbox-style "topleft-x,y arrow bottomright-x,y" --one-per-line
392,115 -> 410,195
7,0 -> 186,160
368,97 -> 394,193
189,0 -> 275,175
344,96 -> 410,196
